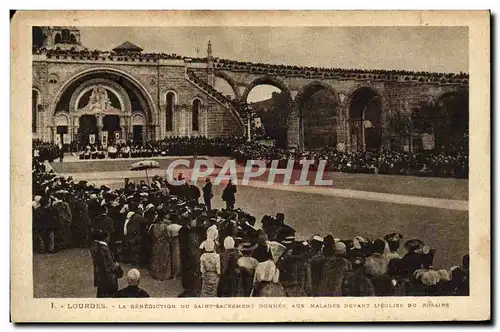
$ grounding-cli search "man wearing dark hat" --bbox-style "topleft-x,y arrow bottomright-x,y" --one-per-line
221,179 -> 237,210
202,177 -> 213,211
51,192 -> 72,252
92,205 -> 114,238
70,192 -> 90,248
90,230 -> 122,298
276,240 -> 308,297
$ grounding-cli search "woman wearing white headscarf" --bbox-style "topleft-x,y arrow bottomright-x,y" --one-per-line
251,249 -> 286,297
218,236 -> 242,297
199,239 -> 221,297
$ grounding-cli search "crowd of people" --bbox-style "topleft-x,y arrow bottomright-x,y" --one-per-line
32,152 -> 469,298
34,46 -> 469,85
36,135 -> 468,179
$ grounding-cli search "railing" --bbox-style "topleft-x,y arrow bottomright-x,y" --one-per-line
185,70 -> 246,126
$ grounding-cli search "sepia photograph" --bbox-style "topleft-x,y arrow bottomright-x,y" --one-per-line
11,10 -> 490,322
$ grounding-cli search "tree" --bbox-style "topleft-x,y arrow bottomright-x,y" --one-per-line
387,101 -> 434,153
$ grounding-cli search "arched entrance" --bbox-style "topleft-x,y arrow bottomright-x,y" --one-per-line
103,115 -> 121,144
78,115 -> 98,146
348,87 -> 382,152
433,92 -> 468,152
243,77 -> 292,148
52,68 -> 156,144
132,113 -> 146,144
296,82 -> 340,150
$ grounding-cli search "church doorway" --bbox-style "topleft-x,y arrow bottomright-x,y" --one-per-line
78,115 -> 98,146
103,115 -> 121,145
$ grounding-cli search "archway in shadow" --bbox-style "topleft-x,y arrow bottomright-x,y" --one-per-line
296,83 -> 339,150
348,87 -> 382,152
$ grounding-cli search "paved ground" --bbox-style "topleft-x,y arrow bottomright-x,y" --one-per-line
34,157 -> 469,298
51,157 -> 468,201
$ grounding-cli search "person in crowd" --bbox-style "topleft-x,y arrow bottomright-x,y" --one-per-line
218,236 -> 242,297
93,205 -> 114,237
276,240 -> 308,297
364,239 -> 390,277
122,202 -> 143,266
202,177 -> 213,211
251,249 -> 285,297
90,230 -> 123,298
384,233 -> 403,260
70,192 -> 90,248
222,179 -> 237,210
51,192 -> 72,252
237,242 -> 259,296
252,229 -> 270,262
115,268 -> 150,298
148,209 -> 171,281
199,239 -> 221,297
316,239 -> 352,296
166,213 -> 182,279
342,257 -> 376,296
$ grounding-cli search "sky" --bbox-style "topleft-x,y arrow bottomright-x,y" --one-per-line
78,26 -> 468,102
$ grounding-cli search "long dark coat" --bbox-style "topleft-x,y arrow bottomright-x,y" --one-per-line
89,242 -> 119,292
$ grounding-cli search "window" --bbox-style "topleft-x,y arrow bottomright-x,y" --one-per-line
166,92 -> 174,131
54,33 -> 61,44
192,99 -> 201,132
62,29 -> 70,43
32,90 -> 38,133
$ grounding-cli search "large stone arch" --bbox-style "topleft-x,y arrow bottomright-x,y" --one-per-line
68,78 -> 132,115
344,84 -> 385,152
51,67 -> 157,124
295,81 -> 342,150
241,76 -> 291,102
429,90 -> 469,151
214,71 -> 240,99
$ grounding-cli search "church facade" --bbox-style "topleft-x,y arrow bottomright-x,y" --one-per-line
32,26 -> 468,151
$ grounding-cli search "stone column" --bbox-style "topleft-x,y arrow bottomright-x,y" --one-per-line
286,103 -> 301,150
97,115 -> 103,144
204,107 -> 208,137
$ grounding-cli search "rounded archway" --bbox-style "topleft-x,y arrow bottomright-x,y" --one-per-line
243,77 -> 292,148
214,72 -> 239,100
296,82 -> 340,150
347,87 -> 383,152
52,68 -> 156,143
432,92 -> 468,152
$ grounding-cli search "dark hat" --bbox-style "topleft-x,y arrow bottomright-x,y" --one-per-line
384,232 -> 403,243
404,239 -> 425,253
238,242 -> 258,251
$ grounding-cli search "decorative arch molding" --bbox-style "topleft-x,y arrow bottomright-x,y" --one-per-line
32,87 -> 42,105
429,90 -> 469,108
51,67 -> 157,124
68,78 -> 132,115
295,80 -> 342,107
190,96 -> 205,106
163,90 -> 179,105
131,112 -> 146,126
241,76 -> 291,102
53,112 -> 70,126
214,71 -> 241,99
342,83 -> 385,111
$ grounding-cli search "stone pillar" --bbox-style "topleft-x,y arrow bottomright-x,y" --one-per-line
287,103 -> 300,150
204,107 -> 209,137
97,115 -> 103,144
50,126 -> 55,143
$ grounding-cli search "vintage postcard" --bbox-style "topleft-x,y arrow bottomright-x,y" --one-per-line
10,10 -> 490,322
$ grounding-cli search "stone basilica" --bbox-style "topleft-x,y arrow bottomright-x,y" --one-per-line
32,26 -> 468,151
